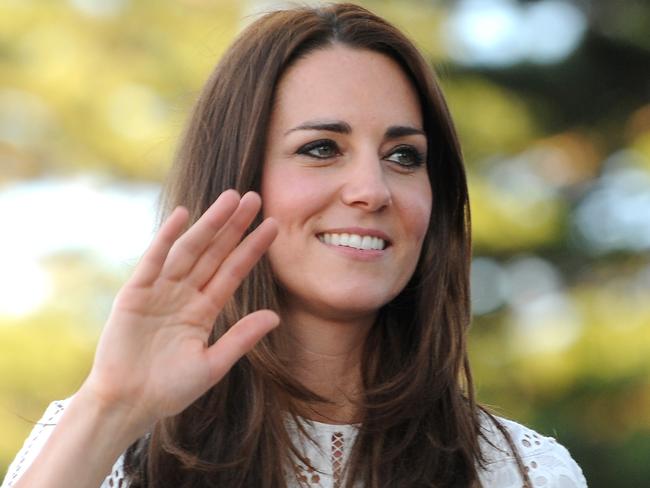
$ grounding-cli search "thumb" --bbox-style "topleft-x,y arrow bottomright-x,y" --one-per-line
204,310 -> 280,383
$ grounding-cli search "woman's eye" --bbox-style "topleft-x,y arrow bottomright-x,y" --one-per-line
297,140 -> 340,159
385,145 -> 425,168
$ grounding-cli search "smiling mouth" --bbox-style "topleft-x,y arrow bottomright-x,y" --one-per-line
317,232 -> 388,251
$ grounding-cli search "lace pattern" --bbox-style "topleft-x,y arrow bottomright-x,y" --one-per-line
103,461 -> 127,488
288,419 -> 358,488
1,399 -> 588,488
478,416 -> 588,488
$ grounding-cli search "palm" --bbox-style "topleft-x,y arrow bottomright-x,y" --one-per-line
83,190 -> 278,430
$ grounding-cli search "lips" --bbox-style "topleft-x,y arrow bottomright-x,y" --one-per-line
317,230 -> 390,251
319,232 -> 386,250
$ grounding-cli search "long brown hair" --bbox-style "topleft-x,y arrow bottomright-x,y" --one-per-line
124,3 -> 529,487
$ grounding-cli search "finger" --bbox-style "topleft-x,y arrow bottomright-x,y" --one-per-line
204,309 -> 279,383
186,192 -> 264,289
130,206 -> 190,287
202,217 -> 278,307
161,190 -> 240,281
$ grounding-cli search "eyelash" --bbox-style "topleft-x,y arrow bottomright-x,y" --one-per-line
296,140 -> 426,168
297,139 -> 340,159
386,144 -> 426,168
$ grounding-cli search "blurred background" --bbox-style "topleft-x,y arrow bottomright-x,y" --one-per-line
1,0 -> 648,485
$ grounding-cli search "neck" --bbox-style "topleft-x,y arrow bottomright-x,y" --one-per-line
282,305 -> 376,424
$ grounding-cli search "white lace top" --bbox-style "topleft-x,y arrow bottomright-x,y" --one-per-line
2,398 -> 587,488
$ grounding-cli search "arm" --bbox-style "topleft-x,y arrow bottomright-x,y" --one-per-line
8,392 -> 137,488
9,190 -> 279,488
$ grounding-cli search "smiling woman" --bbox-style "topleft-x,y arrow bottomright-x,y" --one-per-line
262,46 -> 431,327
2,3 -> 587,488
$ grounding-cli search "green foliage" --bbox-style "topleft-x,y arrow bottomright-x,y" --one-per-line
0,0 -> 240,182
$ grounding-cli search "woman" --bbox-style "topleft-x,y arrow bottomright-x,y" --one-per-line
3,4 -> 587,488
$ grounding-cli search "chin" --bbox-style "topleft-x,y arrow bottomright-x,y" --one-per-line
300,290 -> 400,322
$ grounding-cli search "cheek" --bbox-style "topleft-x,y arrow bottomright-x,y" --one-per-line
399,184 -> 432,241
261,166 -> 329,227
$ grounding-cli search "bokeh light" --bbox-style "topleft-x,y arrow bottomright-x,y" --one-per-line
445,0 -> 586,66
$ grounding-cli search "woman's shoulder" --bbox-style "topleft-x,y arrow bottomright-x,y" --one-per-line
1,398 -> 128,488
2,399 -> 587,488
477,413 -> 588,488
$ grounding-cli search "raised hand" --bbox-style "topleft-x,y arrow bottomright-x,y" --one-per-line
80,190 -> 279,436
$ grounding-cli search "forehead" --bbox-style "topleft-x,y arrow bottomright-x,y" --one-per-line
271,45 -> 423,130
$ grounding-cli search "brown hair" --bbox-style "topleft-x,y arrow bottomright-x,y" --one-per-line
124,3 -> 530,487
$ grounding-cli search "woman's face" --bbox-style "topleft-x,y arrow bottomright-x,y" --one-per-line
261,45 -> 432,323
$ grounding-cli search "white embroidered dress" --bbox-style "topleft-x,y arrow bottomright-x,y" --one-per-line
2,399 -> 587,488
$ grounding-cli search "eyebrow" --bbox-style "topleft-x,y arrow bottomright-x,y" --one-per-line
285,120 -> 351,135
285,120 -> 425,139
385,125 -> 426,138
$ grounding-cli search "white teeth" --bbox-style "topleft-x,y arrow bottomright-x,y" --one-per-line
318,232 -> 386,250
361,236 -> 373,250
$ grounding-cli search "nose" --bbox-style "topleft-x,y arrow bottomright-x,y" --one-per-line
340,153 -> 392,212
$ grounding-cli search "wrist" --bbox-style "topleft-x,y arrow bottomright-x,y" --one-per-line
74,381 -> 152,447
